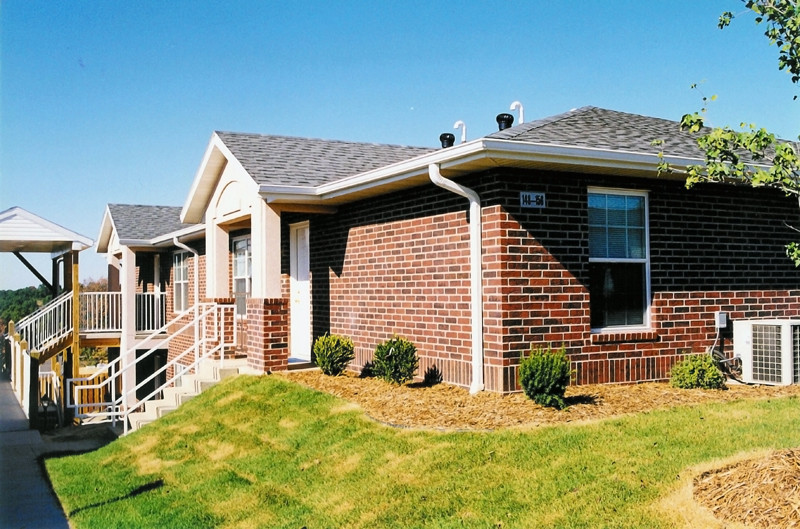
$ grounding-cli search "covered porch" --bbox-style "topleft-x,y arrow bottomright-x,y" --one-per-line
0,206 -> 93,429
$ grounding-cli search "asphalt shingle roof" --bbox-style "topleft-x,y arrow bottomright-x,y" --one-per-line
215,132 -> 435,187
108,204 -> 196,241
487,106 -> 705,159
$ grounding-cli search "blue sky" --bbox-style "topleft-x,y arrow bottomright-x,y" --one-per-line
1,1 -> 798,290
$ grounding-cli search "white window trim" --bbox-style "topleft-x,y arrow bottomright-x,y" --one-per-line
587,187 -> 651,332
173,250 -> 190,314
232,235 -> 252,317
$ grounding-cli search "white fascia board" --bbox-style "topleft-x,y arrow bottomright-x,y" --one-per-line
319,140 -> 485,198
259,187 -> 320,204
96,206 -> 116,254
257,138 -> 712,205
116,238 -> 153,247
116,224 -> 206,250
259,140 -> 485,203
181,133 -> 231,224
479,139 -> 704,172
150,224 -> 206,246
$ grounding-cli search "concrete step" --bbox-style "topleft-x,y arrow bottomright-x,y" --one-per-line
126,358 -> 245,434
156,405 -> 177,418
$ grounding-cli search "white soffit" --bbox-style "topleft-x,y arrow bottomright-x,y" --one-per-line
0,206 -> 93,254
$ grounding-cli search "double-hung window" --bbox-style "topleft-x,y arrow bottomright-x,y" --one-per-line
173,251 -> 190,313
232,236 -> 252,316
588,189 -> 650,330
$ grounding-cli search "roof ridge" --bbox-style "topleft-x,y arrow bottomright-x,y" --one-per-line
525,105 -> 596,130
488,106 -> 598,139
215,130 -> 431,151
108,203 -> 182,209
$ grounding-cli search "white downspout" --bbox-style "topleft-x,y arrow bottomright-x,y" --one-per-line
174,238 -> 200,363
428,163 -> 484,394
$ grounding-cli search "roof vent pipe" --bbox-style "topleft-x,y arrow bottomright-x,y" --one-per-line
510,101 -> 524,124
453,120 -> 467,143
439,133 -> 455,148
496,113 -> 514,131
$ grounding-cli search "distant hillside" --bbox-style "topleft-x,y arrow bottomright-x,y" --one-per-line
0,284 -> 51,334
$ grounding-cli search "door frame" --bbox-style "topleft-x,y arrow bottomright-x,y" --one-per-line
289,221 -> 311,362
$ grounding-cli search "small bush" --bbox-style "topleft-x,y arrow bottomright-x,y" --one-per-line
373,336 -> 418,385
519,345 -> 572,409
313,334 -> 354,376
359,362 -> 375,378
422,364 -> 443,386
670,354 -> 727,390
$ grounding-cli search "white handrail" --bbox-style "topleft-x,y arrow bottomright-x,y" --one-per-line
68,303 -> 236,432
15,291 -> 73,354
69,304 -> 205,415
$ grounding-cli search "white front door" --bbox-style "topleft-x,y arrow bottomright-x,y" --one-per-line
290,222 -> 311,361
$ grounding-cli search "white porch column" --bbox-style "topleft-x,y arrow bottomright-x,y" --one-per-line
120,245 -> 137,408
251,202 -> 281,299
206,221 -> 229,299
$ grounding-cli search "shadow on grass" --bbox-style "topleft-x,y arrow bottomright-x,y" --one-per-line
68,479 -> 164,516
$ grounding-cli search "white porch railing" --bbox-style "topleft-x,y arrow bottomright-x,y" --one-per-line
80,292 -> 166,333
80,292 -> 121,332
67,302 -> 236,434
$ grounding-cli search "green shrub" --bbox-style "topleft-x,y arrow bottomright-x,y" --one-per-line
422,364 -> 443,386
313,334 -> 355,376
518,345 -> 572,409
670,354 -> 727,390
373,336 -> 418,385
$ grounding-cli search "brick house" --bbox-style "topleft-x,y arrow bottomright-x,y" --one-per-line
99,106 -> 800,395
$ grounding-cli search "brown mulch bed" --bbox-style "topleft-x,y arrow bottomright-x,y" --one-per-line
694,449 -> 800,528
280,370 -> 800,529
279,370 -> 800,430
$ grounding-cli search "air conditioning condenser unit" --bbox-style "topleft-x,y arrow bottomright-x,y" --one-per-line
733,319 -> 800,385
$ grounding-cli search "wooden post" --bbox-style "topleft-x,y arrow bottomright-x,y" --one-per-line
3,321 -> 13,380
72,250 -> 81,380
63,349 -> 74,423
16,336 -> 25,402
28,351 -> 40,431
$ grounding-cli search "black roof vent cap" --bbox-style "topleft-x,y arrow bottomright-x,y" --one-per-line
496,113 -> 514,131
439,133 -> 456,148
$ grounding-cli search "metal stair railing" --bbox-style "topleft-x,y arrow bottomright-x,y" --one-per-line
120,303 -> 235,434
67,303 -> 236,432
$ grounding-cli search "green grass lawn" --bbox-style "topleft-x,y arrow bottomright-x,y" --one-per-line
46,375 -> 800,529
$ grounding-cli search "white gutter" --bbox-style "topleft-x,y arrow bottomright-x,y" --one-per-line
174,237 -> 200,362
428,163 -> 484,394
259,138 -> 710,206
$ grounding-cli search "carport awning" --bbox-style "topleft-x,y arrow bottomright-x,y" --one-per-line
0,207 -> 93,255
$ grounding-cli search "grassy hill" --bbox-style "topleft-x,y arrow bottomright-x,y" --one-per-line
46,375 -> 800,528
